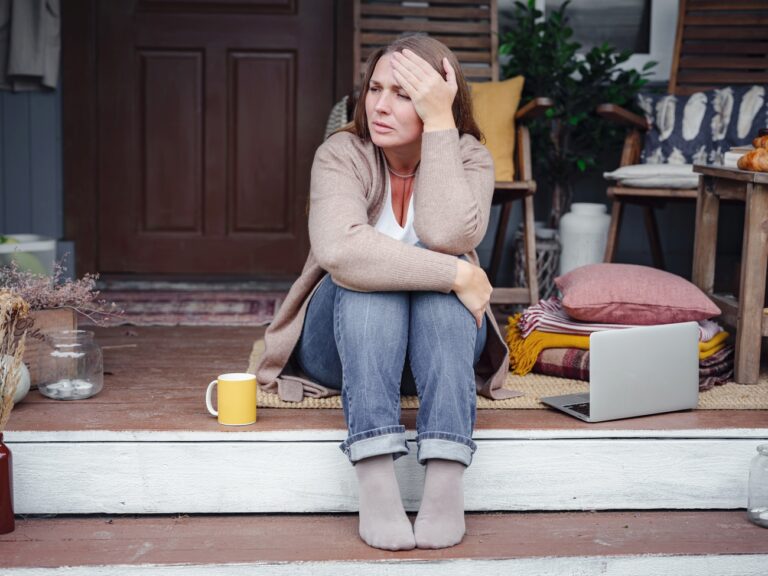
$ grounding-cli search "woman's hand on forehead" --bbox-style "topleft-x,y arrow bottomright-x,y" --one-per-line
390,48 -> 458,132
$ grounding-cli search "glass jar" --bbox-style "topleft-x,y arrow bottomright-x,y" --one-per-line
747,444 -> 768,528
38,330 -> 103,400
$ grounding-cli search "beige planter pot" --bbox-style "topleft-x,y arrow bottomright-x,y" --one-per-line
23,308 -> 78,388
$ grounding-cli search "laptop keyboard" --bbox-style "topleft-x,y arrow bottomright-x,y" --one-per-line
564,402 -> 591,416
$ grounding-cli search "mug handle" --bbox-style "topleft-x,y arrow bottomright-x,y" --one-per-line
205,380 -> 218,416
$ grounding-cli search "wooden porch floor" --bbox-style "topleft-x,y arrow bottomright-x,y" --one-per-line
6,325 -> 768,434
2,511 -> 766,569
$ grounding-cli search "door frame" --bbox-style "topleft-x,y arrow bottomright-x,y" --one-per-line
63,0 -> 354,277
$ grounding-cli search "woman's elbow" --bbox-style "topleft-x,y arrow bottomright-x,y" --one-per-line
416,217 -> 485,255
417,227 -> 479,256
312,244 -> 343,276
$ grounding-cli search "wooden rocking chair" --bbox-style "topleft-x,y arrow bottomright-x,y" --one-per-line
353,0 -> 553,307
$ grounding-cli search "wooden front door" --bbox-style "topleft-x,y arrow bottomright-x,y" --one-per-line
94,0 -> 335,277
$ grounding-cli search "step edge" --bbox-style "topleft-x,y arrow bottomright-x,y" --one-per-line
5,427 -> 768,443
3,553 -> 768,576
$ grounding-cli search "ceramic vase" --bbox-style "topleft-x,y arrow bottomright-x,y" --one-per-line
558,203 -> 611,276
0,356 -> 31,404
0,432 -> 14,534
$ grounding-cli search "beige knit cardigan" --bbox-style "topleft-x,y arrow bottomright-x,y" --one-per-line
255,128 -> 513,402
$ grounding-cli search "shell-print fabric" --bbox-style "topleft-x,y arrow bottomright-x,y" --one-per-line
640,85 -> 768,165
682,93 -> 707,141
710,88 -> 734,142
737,86 -> 765,139
655,95 -> 677,141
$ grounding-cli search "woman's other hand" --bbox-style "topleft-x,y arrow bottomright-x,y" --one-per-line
390,49 -> 457,132
452,259 -> 492,328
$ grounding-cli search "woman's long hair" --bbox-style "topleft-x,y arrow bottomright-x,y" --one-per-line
345,34 -> 482,142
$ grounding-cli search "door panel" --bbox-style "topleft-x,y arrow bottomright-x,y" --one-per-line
96,0 -> 334,276
229,51 -> 294,233
140,50 -> 204,233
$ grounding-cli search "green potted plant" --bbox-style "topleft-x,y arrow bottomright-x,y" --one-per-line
499,0 -> 656,227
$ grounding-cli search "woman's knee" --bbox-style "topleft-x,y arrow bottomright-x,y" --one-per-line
409,291 -> 485,365
410,290 -> 475,333
333,284 -> 410,344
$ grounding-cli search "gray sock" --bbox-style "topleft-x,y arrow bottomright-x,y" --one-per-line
354,454 -> 415,551
414,459 -> 466,549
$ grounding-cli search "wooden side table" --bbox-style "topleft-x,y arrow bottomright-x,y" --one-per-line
692,164 -> 768,384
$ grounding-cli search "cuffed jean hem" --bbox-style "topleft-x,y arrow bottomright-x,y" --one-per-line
340,425 -> 410,463
416,432 -> 477,467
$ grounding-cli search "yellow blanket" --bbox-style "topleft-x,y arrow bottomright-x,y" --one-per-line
505,314 -> 729,376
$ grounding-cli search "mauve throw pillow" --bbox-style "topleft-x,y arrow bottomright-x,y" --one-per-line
555,263 -> 721,325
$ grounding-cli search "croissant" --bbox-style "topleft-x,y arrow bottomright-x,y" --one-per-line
752,134 -> 768,149
737,147 -> 768,172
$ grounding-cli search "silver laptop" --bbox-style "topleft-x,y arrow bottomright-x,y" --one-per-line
541,322 -> 700,422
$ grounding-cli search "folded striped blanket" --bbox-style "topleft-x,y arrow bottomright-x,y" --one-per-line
507,316 -> 729,376
698,346 -> 735,390
533,345 -> 734,391
518,297 -> 723,341
534,348 -> 591,381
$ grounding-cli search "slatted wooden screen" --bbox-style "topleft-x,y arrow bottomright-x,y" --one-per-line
353,0 -> 498,87
670,0 -> 768,95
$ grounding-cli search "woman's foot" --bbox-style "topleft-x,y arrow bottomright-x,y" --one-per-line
354,454 -> 415,550
414,459 -> 466,548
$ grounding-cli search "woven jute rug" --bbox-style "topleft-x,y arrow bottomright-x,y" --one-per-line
247,340 -> 768,410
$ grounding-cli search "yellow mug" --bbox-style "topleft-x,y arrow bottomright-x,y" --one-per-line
205,373 -> 257,425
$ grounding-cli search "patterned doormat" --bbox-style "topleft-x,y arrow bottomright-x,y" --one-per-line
247,340 -> 768,410
84,291 -> 285,327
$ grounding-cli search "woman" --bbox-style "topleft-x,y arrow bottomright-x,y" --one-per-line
256,34 -> 511,551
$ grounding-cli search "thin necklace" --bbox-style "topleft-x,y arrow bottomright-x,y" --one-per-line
387,164 -> 418,178
392,172 -> 414,226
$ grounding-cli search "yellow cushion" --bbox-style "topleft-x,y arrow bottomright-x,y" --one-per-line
469,76 -> 525,181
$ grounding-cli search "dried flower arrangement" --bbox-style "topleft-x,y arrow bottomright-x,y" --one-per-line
0,291 -> 29,430
0,261 -> 119,325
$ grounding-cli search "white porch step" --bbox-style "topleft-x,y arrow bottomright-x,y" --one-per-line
1,511 -> 766,575
6,327 -> 767,516
5,425 -> 767,515
6,557 -> 763,576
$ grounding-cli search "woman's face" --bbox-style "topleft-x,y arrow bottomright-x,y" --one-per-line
365,54 -> 423,152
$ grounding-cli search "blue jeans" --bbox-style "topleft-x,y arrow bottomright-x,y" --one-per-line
295,273 -> 487,467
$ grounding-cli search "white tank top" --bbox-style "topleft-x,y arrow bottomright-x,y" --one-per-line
374,174 -> 420,245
